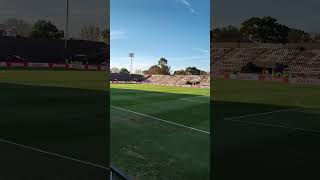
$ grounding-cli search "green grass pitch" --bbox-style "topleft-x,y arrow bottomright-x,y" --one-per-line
2,69 -> 320,179
212,79 -> 320,179
0,70 -> 108,179
110,84 -> 210,180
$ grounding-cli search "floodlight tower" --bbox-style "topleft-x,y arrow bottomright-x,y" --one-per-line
65,0 -> 69,49
129,53 -> 134,74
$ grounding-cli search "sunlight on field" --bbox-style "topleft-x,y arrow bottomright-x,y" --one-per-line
111,84 -> 209,96
110,83 -> 210,179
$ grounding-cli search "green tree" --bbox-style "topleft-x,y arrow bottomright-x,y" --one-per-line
185,67 -> 201,75
158,58 -> 170,75
143,65 -> 162,75
213,25 -> 242,42
173,70 -> 187,75
144,58 -> 171,75
240,16 -> 290,43
158,57 -> 168,66
31,20 -> 64,39
120,68 -> 130,74
199,70 -> 208,75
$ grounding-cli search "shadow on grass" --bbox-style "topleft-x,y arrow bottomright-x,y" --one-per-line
211,100 -> 320,180
0,83 -> 109,179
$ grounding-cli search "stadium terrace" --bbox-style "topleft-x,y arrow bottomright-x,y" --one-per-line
211,43 -> 320,85
110,73 -> 210,88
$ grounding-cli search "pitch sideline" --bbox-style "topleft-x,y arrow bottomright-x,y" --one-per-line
223,106 -> 320,136
0,138 -> 109,171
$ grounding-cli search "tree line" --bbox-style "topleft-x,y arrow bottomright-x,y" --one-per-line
112,58 -> 208,75
212,16 -> 319,43
0,18 -> 109,43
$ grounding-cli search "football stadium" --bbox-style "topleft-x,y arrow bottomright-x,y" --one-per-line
110,0 -> 211,178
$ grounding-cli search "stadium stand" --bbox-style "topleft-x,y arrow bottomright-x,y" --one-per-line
110,74 -> 210,88
144,75 -> 209,87
211,43 -> 320,79
0,37 -> 108,64
110,73 -> 146,82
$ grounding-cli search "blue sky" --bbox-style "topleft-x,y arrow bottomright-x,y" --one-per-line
110,0 -> 210,73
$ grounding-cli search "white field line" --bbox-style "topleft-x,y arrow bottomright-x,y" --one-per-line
224,106 -> 320,135
111,105 -> 210,135
0,138 -> 109,171
299,105 -> 320,110
224,118 -> 320,136
224,107 -> 304,120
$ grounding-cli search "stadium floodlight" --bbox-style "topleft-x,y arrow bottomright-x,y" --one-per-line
129,53 -> 134,74
65,0 -> 69,49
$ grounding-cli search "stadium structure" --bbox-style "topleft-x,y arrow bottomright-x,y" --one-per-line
0,37 -> 109,70
110,73 -> 210,88
211,42 -> 320,85
0,37 -> 108,63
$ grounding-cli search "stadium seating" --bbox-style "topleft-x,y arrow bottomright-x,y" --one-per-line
111,74 -> 211,87
144,75 -> 210,87
110,73 -> 146,82
212,45 -> 320,79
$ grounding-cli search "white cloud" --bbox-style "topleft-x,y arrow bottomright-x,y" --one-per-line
178,0 -> 198,15
110,30 -> 127,40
